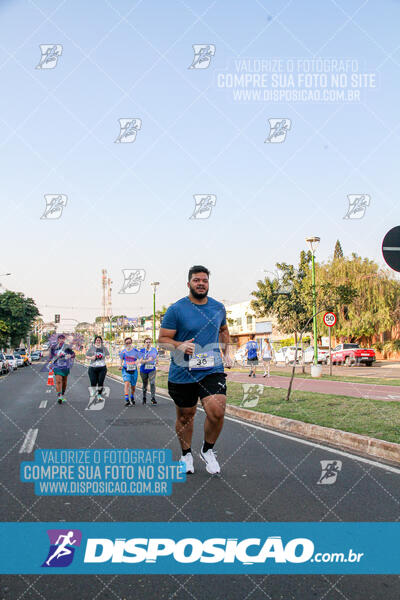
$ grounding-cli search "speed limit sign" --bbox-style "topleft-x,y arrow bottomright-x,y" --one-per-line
323,312 -> 337,327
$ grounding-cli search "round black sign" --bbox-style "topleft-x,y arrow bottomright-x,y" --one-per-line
382,226 -> 400,272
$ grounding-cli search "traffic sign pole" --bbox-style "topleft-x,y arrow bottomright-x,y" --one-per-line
323,312 -> 336,376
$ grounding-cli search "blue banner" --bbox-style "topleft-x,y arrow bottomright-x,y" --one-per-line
20,449 -> 185,496
0,522 -> 399,574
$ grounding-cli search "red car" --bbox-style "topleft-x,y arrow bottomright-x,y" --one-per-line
328,343 -> 376,367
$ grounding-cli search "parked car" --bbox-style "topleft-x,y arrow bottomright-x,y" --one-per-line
328,343 -> 376,367
273,346 -> 302,365
303,346 -> 330,365
5,354 -> 18,370
14,353 -> 24,368
31,351 -> 41,361
42,343 -> 49,351
0,352 -> 10,374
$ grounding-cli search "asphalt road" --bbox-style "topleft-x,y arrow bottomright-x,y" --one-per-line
1,362 -> 400,599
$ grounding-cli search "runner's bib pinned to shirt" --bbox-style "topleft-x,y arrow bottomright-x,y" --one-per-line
188,351 -> 215,370
125,362 -> 137,371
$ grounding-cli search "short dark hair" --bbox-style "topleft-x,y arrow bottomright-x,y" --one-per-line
57,334 -> 65,340
144,337 -> 152,342
124,337 -> 132,343
94,336 -> 103,343
250,334 -> 256,340
188,265 -> 210,281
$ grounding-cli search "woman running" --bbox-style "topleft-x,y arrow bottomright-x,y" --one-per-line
49,334 -> 75,404
262,338 -> 272,377
86,336 -> 109,403
119,337 -> 140,406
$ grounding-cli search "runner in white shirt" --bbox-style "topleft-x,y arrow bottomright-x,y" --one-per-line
262,338 -> 272,378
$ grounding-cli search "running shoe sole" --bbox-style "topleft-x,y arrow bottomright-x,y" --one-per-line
200,451 -> 221,475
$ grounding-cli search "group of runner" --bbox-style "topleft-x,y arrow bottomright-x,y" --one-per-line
48,265 -> 235,476
48,335 -> 158,407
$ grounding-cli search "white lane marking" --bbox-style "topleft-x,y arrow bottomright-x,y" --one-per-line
105,373 -> 400,475
382,247 -> 400,251
19,428 -> 38,453
39,400 -> 47,408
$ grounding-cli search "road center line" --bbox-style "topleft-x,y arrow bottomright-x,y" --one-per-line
39,400 -> 47,409
19,429 -> 38,453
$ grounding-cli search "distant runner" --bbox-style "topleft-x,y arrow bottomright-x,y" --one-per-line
139,337 -> 158,405
262,337 -> 272,378
86,336 -> 109,403
119,337 -> 140,406
245,334 -> 259,378
48,334 -> 75,404
159,265 -> 232,475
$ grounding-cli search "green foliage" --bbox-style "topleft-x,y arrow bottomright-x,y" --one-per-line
383,340 -> 400,355
0,319 -> 9,346
316,255 -> 400,342
251,251 -> 313,340
0,291 -> 40,347
251,251 -> 356,342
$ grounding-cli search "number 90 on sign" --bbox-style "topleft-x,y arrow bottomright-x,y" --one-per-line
323,312 -> 336,327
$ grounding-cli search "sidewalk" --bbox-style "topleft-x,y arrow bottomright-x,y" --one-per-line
226,371 -> 400,401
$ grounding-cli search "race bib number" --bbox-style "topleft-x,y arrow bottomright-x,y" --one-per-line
189,352 -> 215,370
145,362 -> 156,370
125,362 -> 137,371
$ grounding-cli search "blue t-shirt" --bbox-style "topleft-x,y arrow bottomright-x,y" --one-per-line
246,341 -> 258,360
119,347 -> 140,370
161,296 -> 227,383
139,347 -> 158,373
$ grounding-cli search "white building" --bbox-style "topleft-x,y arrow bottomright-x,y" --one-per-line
226,300 -> 282,348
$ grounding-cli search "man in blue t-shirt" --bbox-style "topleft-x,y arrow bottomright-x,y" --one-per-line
119,337 -> 140,406
245,334 -> 259,378
159,265 -> 232,476
139,337 -> 158,405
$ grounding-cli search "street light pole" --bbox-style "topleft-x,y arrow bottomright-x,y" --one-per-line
151,282 -> 160,345
306,237 -> 320,367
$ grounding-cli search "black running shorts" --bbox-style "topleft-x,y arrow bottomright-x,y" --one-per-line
168,372 -> 227,408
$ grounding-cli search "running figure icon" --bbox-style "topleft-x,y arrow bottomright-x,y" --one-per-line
45,531 -> 77,566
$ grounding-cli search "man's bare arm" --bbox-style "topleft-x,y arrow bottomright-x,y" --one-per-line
219,324 -> 230,356
158,328 -> 195,354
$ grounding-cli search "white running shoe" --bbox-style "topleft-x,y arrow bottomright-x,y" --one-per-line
179,452 -> 194,474
200,447 -> 221,475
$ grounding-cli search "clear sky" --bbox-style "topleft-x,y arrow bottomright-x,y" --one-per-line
1,0 -> 399,325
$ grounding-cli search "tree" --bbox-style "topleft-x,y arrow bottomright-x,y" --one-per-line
251,251 -> 357,401
251,250 -> 314,347
334,240 -> 344,260
316,254 -> 400,344
0,319 -> 9,348
0,291 -> 40,347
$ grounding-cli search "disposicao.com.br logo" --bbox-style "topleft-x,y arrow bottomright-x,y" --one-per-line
82,535 -> 362,565
42,529 -> 82,567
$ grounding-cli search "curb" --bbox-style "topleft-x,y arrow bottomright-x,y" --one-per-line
225,404 -> 400,465
103,367 -> 400,465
